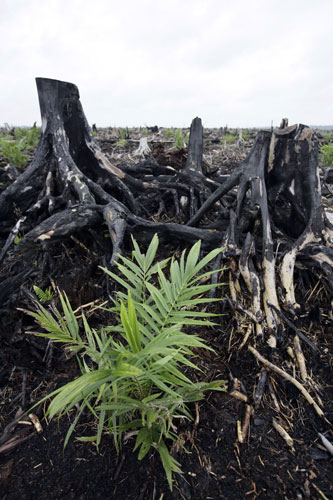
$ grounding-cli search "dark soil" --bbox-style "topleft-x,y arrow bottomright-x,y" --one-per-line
0,128 -> 332,500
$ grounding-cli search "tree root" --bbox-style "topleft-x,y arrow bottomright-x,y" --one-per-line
248,345 -> 324,419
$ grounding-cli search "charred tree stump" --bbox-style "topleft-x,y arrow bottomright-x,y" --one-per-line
0,79 -> 222,311
177,117 -> 218,218
0,77 -> 332,358
185,116 -> 203,174
188,123 -> 333,346
1,77 -> 332,428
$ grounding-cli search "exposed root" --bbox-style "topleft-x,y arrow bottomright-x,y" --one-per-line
248,345 -> 324,419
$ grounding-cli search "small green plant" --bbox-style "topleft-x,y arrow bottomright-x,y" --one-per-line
14,126 -> 40,150
320,143 -> 333,166
0,126 -> 40,169
33,285 -> 56,302
27,235 -> 225,489
13,234 -> 22,245
115,138 -> 128,148
164,128 -> 173,140
221,134 -> 237,145
117,128 -> 128,140
0,138 -> 27,168
322,132 -> 333,142
174,129 -> 188,148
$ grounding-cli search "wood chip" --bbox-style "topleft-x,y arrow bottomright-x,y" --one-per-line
29,414 -> 43,434
229,390 -> 248,402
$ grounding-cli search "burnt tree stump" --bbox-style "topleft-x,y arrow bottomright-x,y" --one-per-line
0,77 -> 332,349
0,79 -> 222,311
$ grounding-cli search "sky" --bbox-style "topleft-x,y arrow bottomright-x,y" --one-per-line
1,0 -> 333,128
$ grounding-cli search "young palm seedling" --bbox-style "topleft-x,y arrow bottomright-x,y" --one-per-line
26,235 -> 226,489
174,129 -> 189,148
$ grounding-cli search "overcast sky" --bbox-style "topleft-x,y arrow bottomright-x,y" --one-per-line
1,0 -> 333,128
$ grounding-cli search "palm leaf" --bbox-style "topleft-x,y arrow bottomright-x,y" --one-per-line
59,292 -> 80,341
156,438 -> 182,490
120,292 -> 141,353
46,370 -> 113,419
143,233 -> 159,271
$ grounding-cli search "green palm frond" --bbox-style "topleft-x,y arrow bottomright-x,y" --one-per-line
26,291 -> 82,346
27,235 -> 226,490
103,237 -> 223,337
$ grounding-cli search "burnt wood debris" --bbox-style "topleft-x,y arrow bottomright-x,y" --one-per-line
0,78 -> 333,437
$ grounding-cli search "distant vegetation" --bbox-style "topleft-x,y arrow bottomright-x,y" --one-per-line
174,128 -> 189,148
2,124 -> 331,170
220,133 -> 237,145
0,126 -> 40,169
163,128 -> 189,148
319,130 -> 333,167
115,127 -> 128,148
320,143 -> 333,166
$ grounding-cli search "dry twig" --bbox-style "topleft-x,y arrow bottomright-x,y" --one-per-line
318,432 -> 333,456
293,335 -> 307,381
240,405 -> 253,443
272,418 -> 295,452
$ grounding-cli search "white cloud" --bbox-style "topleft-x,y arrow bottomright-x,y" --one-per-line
1,0 -> 333,127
